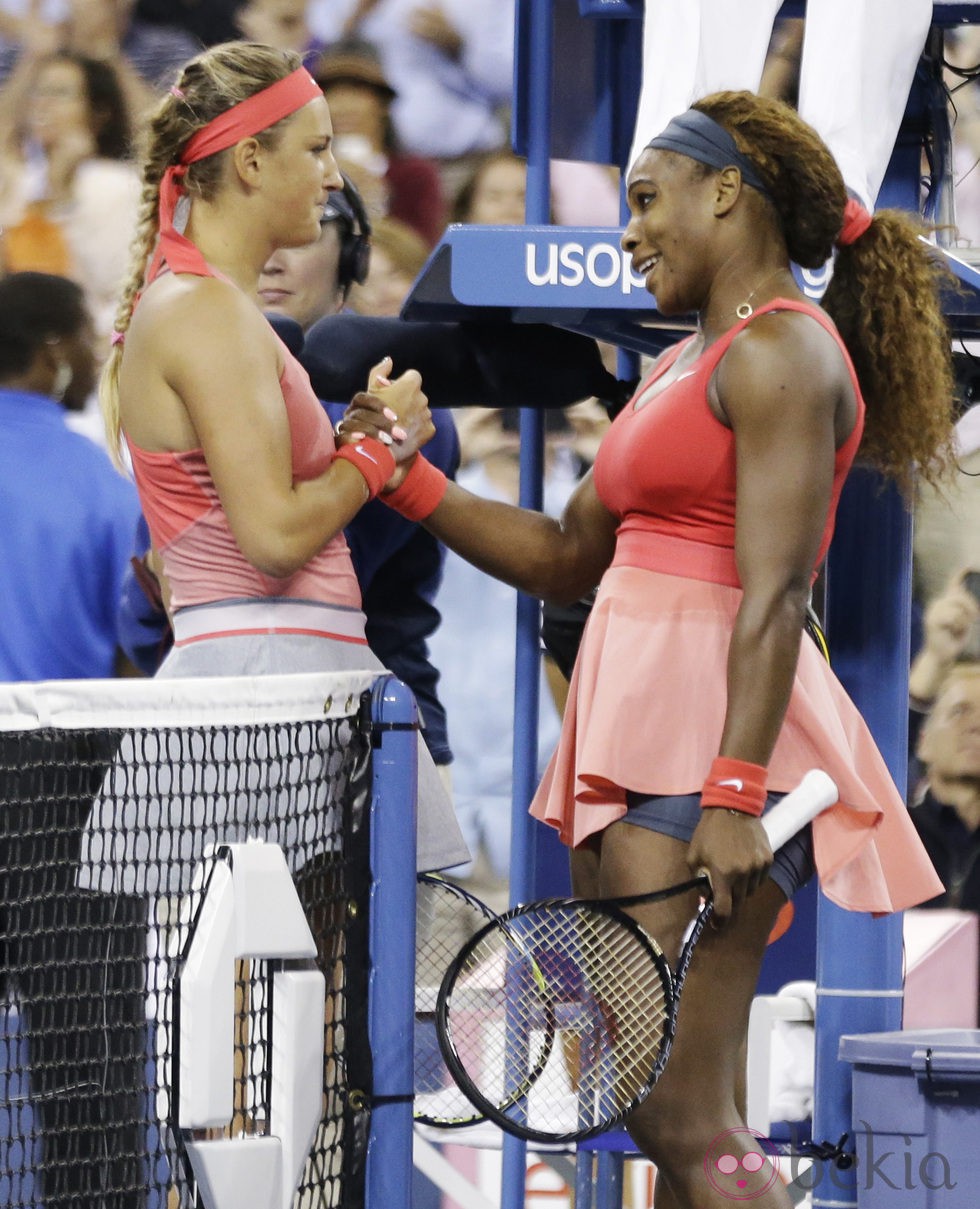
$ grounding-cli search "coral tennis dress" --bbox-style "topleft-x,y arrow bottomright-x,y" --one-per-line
529,299 -> 942,914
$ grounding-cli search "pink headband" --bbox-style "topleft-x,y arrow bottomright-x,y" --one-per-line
837,197 -> 873,247
147,67 -> 323,282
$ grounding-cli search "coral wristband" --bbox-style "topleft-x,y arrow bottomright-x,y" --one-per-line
701,756 -> 767,817
334,439 -> 396,499
381,455 -> 448,521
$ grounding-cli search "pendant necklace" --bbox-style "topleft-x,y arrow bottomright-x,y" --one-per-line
735,267 -> 788,320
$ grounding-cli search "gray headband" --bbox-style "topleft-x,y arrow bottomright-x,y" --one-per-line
645,109 -> 771,200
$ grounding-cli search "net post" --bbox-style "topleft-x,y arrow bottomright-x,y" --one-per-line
365,674 -> 419,1209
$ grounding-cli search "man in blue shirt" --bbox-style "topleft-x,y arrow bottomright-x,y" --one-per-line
0,273 -> 141,681
0,272 -> 146,1208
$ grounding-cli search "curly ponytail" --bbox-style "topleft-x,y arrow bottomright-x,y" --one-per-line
693,91 -> 956,496
821,211 -> 956,494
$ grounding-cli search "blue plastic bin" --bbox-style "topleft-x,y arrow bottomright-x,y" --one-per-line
840,1028 -> 980,1208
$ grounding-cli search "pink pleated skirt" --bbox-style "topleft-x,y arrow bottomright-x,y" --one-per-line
530,565 -> 942,914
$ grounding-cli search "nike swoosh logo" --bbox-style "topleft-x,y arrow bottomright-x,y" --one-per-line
718,778 -> 744,791
354,443 -> 379,466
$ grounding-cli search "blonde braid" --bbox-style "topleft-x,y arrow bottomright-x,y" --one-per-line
98,42 -> 303,466
99,170 -> 163,465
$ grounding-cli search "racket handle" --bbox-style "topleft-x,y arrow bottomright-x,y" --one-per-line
761,769 -> 839,851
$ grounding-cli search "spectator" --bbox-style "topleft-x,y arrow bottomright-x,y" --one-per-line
908,570 -> 980,788
0,34 -> 141,342
945,25 -> 980,252
0,270 -> 146,1209
451,148 -> 528,225
0,0 -> 200,96
235,0 -> 325,72
450,142 -> 621,230
0,271 -> 140,679
308,0 -> 514,175
914,352 -> 980,611
348,214 -> 430,316
313,38 -> 446,245
129,0 -> 239,49
910,571 -> 980,711
911,663 -> 980,911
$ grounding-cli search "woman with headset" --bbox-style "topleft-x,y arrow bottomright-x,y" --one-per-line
258,172 -> 461,779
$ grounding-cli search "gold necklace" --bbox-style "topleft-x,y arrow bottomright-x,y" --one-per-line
735,267 -> 787,320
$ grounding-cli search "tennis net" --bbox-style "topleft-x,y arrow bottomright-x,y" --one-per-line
0,670 -> 384,1209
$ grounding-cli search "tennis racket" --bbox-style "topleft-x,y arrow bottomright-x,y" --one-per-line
414,873 -> 501,1127
435,769 -> 838,1144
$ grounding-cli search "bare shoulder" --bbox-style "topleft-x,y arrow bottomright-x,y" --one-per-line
132,274 -> 281,375
717,307 -> 849,418
121,274 -> 284,449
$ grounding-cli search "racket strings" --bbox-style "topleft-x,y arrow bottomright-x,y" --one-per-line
414,876 -> 498,1126
570,909 -> 671,1116
441,903 -> 673,1139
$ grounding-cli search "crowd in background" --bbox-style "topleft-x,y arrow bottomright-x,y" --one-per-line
1,2 -> 980,905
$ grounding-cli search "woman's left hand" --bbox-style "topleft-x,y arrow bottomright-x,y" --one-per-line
335,357 -> 435,470
687,808 -> 773,927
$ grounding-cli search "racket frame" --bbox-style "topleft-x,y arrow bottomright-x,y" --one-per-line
436,889 -> 685,1144
434,771 -> 839,1142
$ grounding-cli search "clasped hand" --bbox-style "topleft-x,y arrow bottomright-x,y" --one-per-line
335,357 -> 435,484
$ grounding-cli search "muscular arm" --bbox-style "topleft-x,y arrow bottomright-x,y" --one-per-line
689,312 -> 849,918
421,468 -> 619,605
719,315 -> 841,764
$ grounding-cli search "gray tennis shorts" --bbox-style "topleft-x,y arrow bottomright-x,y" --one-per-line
622,790 -> 815,902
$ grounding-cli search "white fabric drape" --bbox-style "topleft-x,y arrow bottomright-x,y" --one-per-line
797,0 -> 932,208
628,0 -> 783,170
628,0 -> 934,209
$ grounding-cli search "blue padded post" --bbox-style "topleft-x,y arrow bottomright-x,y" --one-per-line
365,676 -> 418,1209
811,79 -> 926,1203
504,3 -> 553,1204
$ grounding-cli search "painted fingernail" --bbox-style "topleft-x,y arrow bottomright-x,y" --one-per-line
383,406 -> 398,421
392,425 -> 408,441
378,430 -> 393,445
348,431 -> 366,441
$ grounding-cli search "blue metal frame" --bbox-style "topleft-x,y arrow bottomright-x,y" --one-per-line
365,676 -> 418,1209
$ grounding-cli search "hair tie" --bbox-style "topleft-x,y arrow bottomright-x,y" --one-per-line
838,197 -> 873,246
110,329 -> 125,347
169,85 -> 186,99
